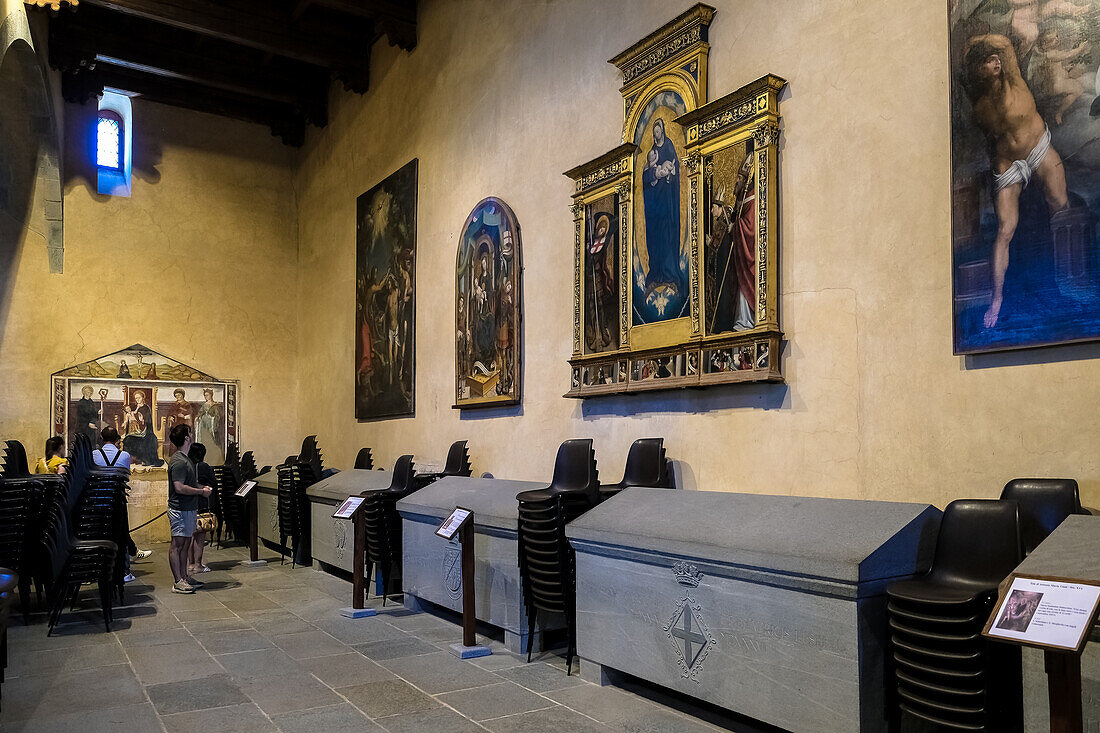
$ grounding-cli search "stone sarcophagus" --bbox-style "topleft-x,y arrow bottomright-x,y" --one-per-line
396,476 -> 567,654
254,469 -> 280,547
567,489 -> 941,733
306,469 -> 392,572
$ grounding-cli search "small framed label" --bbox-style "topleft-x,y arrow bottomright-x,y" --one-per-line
235,480 -> 257,498
435,506 -> 473,540
332,496 -> 365,519
983,574 -> 1100,653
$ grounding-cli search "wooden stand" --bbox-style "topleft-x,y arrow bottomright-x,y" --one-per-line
1045,649 -> 1084,733
238,486 -> 266,568
447,511 -> 490,659
342,504 -> 376,618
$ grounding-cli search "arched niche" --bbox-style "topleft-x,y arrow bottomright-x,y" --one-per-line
0,4 -> 64,283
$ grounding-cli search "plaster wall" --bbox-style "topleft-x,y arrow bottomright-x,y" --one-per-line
294,0 -> 1100,508
0,94 -> 301,474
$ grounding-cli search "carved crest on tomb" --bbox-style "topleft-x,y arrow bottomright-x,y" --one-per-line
663,596 -> 716,681
443,540 -> 462,600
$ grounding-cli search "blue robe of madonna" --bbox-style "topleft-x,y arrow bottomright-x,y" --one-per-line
641,136 -> 682,293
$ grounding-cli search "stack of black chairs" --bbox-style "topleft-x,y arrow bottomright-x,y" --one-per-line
75,455 -> 129,607
213,444 -> 247,546
354,448 -> 374,470
597,437 -> 671,501
275,436 -> 326,566
441,440 -> 472,478
361,454 -> 418,603
886,499 -> 1024,732
0,567 -> 16,698
999,478 -> 1087,554
0,444 -> 34,624
516,438 -> 599,674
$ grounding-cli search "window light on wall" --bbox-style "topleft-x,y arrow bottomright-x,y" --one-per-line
96,111 -> 123,171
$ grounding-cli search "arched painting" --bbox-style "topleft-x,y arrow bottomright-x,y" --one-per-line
455,197 -> 522,409
632,90 -> 690,325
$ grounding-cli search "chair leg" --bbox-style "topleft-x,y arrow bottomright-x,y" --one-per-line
526,608 -> 537,663
17,576 -> 30,625
98,582 -> 111,632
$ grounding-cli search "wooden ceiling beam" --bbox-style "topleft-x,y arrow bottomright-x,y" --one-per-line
298,0 -> 416,50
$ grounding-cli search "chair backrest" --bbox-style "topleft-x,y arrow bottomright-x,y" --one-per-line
354,447 -> 374,470
1000,478 -> 1081,555
386,455 -> 416,493
929,499 -> 1022,589
620,438 -> 669,488
548,439 -> 598,497
443,441 -> 472,477
300,436 -> 324,481
240,451 -> 259,480
2,441 -> 30,478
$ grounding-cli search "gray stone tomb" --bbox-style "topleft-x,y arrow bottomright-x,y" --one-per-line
566,488 -> 941,733
306,468 -> 392,572
396,475 -> 567,654
254,469 -> 280,547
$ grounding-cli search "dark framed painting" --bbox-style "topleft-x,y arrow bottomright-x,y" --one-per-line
950,1 -> 1100,354
454,197 -> 522,409
355,159 -> 417,419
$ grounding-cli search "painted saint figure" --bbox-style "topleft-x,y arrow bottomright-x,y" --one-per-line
963,33 -> 1071,328
117,389 -> 162,466
709,146 -> 757,333
473,248 -> 496,366
195,388 -> 224,466
76,385 -> 100,445
641,118 -> 683,299
586,211 -> 617,351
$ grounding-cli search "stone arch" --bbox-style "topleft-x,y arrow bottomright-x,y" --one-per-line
0,5 -> 64,277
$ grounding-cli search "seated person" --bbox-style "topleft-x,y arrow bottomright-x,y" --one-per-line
33,436 -> 68,474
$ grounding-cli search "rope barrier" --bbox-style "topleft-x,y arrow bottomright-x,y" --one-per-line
129,510 -> 166,532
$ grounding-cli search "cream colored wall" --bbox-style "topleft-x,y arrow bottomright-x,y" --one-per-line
294,0 -> 1100,509
0,97 -> 301,471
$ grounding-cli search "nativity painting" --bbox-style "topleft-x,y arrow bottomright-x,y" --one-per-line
455,197 -> 522,408
950,0 -> 1100,353
51,345 -> 238,471
355,159 -> 417,419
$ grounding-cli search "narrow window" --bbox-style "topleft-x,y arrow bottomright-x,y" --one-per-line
96,111 -> 123,171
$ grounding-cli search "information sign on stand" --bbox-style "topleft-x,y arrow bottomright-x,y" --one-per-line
235,480 -> 257,498
436,507 -> 490,660
234,480 -> 265,568
333,496 -> 366,520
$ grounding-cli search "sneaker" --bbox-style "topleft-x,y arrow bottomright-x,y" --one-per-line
123,573 -> 136,583
185,577 -> 204,588
172,580 -> 195,594
134,549 -> 153,559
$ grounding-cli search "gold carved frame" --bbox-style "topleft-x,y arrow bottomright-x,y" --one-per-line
564,4 -> 785,397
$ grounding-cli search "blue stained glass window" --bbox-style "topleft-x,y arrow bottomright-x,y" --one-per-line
96,113 -> 122,170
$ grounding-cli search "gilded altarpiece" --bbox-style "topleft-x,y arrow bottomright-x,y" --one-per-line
564,4 -> 784,397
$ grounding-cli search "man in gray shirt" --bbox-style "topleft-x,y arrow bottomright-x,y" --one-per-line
167,425 -> 212,593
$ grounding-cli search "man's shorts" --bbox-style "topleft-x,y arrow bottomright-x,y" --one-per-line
167,508 -> 197,537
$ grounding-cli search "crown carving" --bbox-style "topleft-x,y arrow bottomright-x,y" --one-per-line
673,561 -> 703,587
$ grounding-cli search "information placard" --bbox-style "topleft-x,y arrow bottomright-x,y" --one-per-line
235,480 -> 257,498
436,506 -> 472,540
332,496 -> 365,519
983,574 -> 1100,653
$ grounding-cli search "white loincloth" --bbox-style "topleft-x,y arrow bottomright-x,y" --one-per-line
994,127 -> 1051,192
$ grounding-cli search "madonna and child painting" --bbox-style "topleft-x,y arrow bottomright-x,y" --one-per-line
951,0 -> 1100,352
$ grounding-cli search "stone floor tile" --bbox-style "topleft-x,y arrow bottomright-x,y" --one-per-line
495,661 -> 585,693
5,620 -> 117,652
0,663 -> 146,722
0,702 -> 164,733
240,608 -> 316,636
469,650 -> 528,672
438,681 -> 557,721
197,628 -> 275,654
271,703 -> 385,733
338,677 -> 441,718
218,590 -> 282,613
175,606 -> 242,622
183,616 -> 253,634
126,639 -> 223,685
376,707 -> 486,733
6,637 -> 126,676
310,613 -> 405,644
161,702 -> 278,733
269,628 -> 348,659
215,647 -> 303,679
302,651 -> 395,686
379,651 -> 502,694
479,705 -> 611,732
352,634 -> 440,661
146,672 -> 250,715
237,672 -> 343,715
546,684 -> 729,732
117,627 -> 195,648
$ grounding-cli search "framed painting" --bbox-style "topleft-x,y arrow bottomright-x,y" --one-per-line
950,1 -> 1100,353
454,197 -> 523,409
563,3 -> 784,397
51,344 -> 239,471
355,159 -> 417,419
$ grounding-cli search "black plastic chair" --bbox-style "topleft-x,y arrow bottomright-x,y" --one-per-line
517,439 -> 599,674
361,455 -> 417,603
999,478 -> 1081,555
354,448 -> 374,470
598,438 -> 671,500
886,499 -> 1024,732
1,441 -> 30,479
442,441 -> 472,477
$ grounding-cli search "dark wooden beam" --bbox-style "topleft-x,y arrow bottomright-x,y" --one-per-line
309,0 -> 416,50
80,0 -> 372,89
64,64 -> 307,146
49,9 -> 329,125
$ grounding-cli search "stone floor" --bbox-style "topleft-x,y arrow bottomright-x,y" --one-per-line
1,542 -> 769,733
